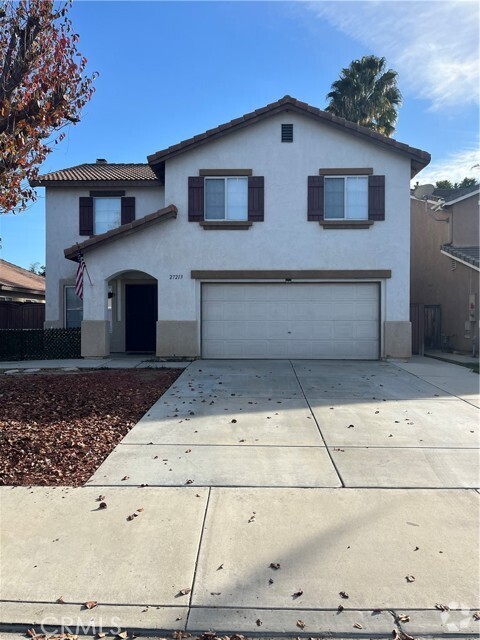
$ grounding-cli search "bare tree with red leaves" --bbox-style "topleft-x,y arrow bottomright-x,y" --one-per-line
0,0 -> 97,213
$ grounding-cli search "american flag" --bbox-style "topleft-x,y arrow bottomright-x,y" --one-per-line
75,253 -> 86,299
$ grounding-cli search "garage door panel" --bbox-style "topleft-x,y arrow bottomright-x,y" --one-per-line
333,302 -> 357,320
357,321 -> 379,339
202,283 -> 379,359
333,322 -> 354,339
355,301 -> 378,320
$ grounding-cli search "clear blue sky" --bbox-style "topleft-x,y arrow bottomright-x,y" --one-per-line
1,0 -> 478,270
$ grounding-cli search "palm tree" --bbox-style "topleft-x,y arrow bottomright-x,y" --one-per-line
325,56 -> 402,137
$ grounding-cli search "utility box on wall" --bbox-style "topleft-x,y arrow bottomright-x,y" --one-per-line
469,294 -> 476,321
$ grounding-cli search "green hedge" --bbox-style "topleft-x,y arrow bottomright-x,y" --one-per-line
0,328 -> 81,361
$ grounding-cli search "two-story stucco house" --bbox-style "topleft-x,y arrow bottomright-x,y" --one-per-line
32,96 -> 430,360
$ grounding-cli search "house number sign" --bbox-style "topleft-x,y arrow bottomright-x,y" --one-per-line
169,274 -> 183,279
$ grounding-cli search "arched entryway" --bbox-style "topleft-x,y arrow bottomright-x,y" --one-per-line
107,270 -> 158,354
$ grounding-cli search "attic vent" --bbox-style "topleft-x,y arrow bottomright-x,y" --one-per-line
281,123 -> 293,143
96,158 -> 108,164
451,259 -> 457,271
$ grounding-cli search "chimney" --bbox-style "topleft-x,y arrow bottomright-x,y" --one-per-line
96,158 -> 108,164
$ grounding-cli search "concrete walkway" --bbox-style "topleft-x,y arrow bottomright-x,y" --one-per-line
1,357 -> 479,638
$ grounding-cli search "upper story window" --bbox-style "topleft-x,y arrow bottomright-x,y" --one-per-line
79,194 -> 135,237
94,197 -> 121,234
205,177 -> 248,221
324,176 -> 368,220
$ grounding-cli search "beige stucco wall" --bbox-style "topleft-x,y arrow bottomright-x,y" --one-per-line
450,192 -> 479,246
410,197 -> 479,353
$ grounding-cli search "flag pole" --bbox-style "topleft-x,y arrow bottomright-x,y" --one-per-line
76,243 -> 93,285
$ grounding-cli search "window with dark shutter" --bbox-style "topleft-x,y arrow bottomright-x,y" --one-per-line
79,197 -> 93,236
281,124 -> 293,142
188,176 -> 205,221
248,176 -> 264,222
307,176 -> 324,221
368,175 -> 385,220
121,197 -> 135,225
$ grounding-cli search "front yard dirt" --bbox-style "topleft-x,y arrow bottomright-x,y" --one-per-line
0,368 -> 181,487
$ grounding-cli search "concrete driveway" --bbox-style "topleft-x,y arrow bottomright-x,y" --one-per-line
1,358 -> 479,638
87,358 -> 479,489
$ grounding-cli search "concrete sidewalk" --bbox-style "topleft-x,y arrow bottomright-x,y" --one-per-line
1,357 -> 479,638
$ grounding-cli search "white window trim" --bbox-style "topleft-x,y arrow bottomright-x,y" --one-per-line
324,175 -> 368,220
204,176 -> 248,221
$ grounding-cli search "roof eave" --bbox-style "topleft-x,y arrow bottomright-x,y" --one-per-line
443,188 -> 480,206
64,205 -> 177,260
30,179 -> 162,188
147,98 -> 430,176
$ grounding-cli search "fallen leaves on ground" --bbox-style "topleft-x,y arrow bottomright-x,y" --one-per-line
292,589 -> 304,599
405,575 -> 415,583
435,603 -> 449,611
83,600 -> 97,609
296,620 -> 306,629
0,369 -> 181,486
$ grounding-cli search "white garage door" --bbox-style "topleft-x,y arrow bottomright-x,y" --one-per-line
202,283 -> 379,359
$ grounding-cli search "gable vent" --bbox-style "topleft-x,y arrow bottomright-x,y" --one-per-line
281,123 -> 293,142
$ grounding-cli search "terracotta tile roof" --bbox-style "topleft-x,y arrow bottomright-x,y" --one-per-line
148,95 -> 431,177
0,259 -> 46,294
64,205 -> 178,260
442,245 -> 480,268
31,163 -> 158,186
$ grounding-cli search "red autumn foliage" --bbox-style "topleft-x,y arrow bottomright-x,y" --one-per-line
0,368 -> 181,486
0,0 -> 97,212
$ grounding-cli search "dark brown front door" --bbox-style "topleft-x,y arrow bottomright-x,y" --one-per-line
125,284 -> 157,352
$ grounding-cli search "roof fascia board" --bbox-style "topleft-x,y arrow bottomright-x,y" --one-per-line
0,284 -> 45,295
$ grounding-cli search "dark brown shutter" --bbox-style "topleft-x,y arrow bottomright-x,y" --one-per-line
121,197 -> 135,225
248,176 -> 264,222
188,177 -> 205,221
308,176 -> 324,221
79,197 -> 93,236
368,175 -> 385,220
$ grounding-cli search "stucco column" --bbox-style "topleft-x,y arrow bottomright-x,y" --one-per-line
384,321 -> 412,359
81,273 -> 110,358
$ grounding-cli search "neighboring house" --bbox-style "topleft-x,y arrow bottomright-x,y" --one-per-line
0,259 -> 46,303
32,95 -> 430,360
411,184 -> 479,354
